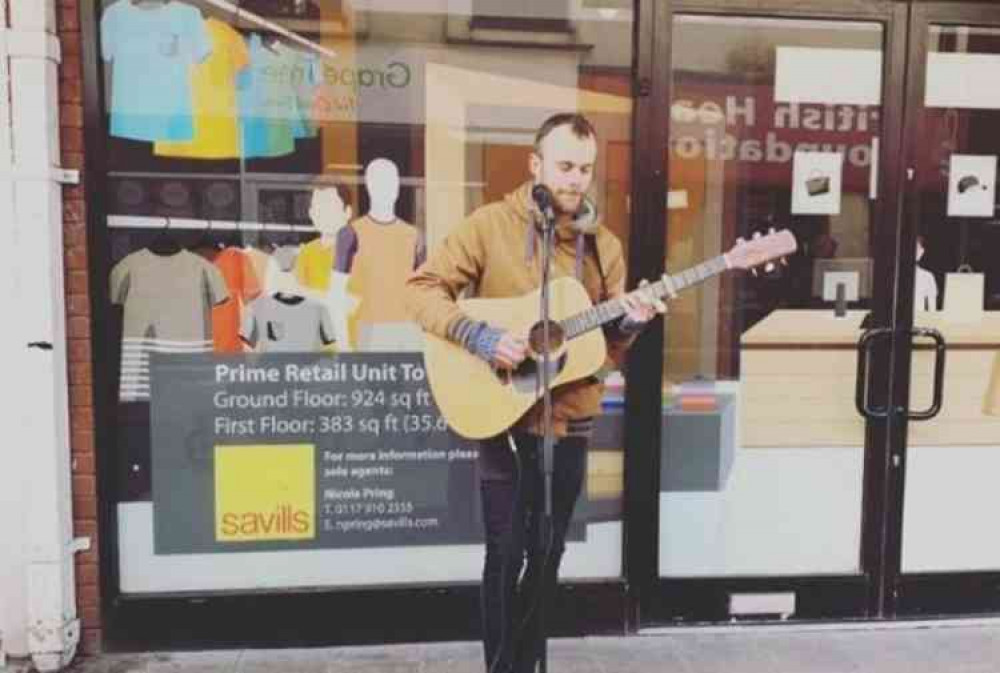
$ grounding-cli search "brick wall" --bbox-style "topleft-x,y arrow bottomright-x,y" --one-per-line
57,0 -> 102,656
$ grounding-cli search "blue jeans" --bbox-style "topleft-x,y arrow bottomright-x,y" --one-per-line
478,432 -> 587,673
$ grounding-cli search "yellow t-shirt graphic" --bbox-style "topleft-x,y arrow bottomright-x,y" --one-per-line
294,237 -> 335,292
154,19 -> 249,160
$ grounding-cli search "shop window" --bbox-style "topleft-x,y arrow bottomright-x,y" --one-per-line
94,0 -> 635,595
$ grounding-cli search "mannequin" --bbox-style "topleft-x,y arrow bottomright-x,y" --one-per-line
339,158 -> 424,351
367,158 -> 399,221
914,235 -> 938,312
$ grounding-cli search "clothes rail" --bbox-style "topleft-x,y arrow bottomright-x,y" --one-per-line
107,214 -> 319,233
198,0 -> 339,60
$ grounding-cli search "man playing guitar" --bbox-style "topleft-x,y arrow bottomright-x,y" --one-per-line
406,113 -> 662,673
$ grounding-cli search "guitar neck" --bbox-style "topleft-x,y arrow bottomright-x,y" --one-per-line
561,254 -> 730,339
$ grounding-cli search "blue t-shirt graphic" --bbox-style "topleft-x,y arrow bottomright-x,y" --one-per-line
238,34 -> 316,159
101,0 -> 212,142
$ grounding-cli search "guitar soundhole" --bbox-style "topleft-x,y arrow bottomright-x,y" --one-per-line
495,352 -> 569,394
527,320 -> 565,358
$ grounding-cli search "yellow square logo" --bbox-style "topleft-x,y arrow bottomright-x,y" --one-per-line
215,444 -> 316,542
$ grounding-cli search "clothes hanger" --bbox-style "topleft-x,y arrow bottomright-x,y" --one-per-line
201,0 -> 337,61
148,216 -> 182,256
255,221 -> 273,252
193,218 -> 217,252
223,218 -> 240,250
216,220 -> 231,251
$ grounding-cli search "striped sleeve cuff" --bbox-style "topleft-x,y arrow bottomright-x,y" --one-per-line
448,318 -> 504,364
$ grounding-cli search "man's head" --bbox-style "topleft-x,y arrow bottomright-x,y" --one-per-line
530,113 -> 597,216
308,182 -> 353,235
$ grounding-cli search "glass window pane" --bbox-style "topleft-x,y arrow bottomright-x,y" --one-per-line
97,0 -> 634,593
661,15 -> 883,578
902,24 -> 1000,573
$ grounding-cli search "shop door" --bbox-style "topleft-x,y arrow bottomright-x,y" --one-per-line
887,2 -> 1000,617
632,0 -> 912,625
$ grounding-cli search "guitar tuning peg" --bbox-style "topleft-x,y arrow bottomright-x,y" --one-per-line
768,226 -> 776,234
765,262 -> 776,273
751,267 -> 759,277
735,236 -> 745,245
780,256 -> 789,266
753,231 -> 762,239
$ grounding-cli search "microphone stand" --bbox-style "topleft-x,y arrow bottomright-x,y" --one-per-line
535,205 -> 556,673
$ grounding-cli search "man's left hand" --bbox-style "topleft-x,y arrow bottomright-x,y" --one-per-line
620,279 -> 667,325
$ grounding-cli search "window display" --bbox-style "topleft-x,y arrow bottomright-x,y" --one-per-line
110,244 -> 228,401
101,0 -> 212,142
153,17 -> 249,159
97,0 -> 634,594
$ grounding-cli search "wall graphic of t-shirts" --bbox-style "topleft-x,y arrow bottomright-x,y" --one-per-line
266,244 -> 302,294
243,246 -> 273,288
294,237 -> 335,293
240,294 -> 335,353
346,216 -> 420,324
200,247 -> 262,353
100,0 -> 212,142
238,34 -> 319,159
110,248 -> 229,402
154,17 -> 250,159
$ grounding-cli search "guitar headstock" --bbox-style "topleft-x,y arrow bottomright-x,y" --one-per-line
726,228 -> 798,273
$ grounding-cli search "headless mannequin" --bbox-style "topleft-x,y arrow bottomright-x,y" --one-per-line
366,158 -> 400,223
349,159 -> 422,351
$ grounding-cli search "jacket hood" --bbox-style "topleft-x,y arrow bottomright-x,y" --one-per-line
505,181 -> 599,242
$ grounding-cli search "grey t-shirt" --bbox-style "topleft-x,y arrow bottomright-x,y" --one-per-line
111,248 -> 229,340
240,293 -> 335,352
110,248 -> 230,400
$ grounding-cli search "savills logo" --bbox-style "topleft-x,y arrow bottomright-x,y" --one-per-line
215,444 -> 315,542
220,504 -> 311,536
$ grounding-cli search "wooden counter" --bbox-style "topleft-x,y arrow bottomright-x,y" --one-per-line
740,310 -> 1000,447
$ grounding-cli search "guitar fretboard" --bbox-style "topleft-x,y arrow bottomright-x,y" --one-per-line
561,254 -> 729,340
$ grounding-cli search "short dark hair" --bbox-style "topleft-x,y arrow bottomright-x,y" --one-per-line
533,113 -> 596,153
307,179 -> 353,210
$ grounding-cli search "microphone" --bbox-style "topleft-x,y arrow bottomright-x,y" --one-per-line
532,184 -> 556,229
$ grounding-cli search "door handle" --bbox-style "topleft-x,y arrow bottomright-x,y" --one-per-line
906,327 -> 946,421
856,327 -> 893,419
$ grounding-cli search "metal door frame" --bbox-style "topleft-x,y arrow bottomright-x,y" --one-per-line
626,0 -> 914,626
886,0 -> 1000,618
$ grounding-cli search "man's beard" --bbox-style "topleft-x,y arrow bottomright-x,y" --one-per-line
552,191 -> 583,215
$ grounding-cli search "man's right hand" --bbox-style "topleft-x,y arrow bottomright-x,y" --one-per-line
493,331 -> 528,370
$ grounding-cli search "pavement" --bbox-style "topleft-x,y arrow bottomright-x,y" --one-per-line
55,620 -> 1000,673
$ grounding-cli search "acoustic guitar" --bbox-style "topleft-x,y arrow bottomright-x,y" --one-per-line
423,229 -> 797,439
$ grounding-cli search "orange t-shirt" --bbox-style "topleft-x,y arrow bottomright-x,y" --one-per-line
211,247 -> 262,352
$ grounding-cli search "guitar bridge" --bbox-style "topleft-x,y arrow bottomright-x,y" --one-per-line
493,352 -> 569,395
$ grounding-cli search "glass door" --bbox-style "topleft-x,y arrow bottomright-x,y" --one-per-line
892,2 -> 1000,616
637,1 -> 909,624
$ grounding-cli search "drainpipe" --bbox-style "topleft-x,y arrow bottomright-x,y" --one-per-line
0,0 -> 14,664
0,0 -> 84,670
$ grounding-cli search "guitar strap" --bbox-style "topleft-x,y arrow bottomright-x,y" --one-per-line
584,233 -> 609,302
